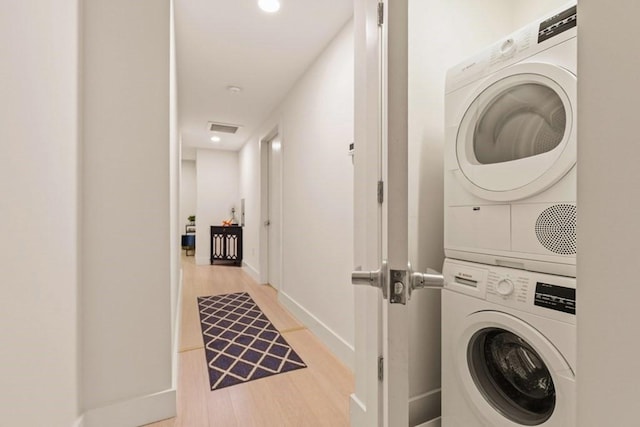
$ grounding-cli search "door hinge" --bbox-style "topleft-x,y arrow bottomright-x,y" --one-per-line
378,356 -> 384,381
377,2 -> 384,26
377,180 -> 384,204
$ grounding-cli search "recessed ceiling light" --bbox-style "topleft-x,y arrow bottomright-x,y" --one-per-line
226,85 -> 243,93
258,0 -> 280,13
210,136 -> 221,143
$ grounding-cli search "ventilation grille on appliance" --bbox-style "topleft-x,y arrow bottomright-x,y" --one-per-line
208,122 -> 241,134
535,204 -> 577,255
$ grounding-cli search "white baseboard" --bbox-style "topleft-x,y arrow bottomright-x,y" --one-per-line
410,389 -> 441,427
278,291 -> 354,372
349,390 -> 440,427
82,388 -> 176,427
195,255 -> 209,265
242,260 -> 260,283
172,272 -> 184,387
349,393 -> 367,427
415,417 -> 441,427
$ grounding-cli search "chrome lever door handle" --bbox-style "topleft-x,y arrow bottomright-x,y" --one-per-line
264,220 -> 271,226
411,271 -> 445,290
352,269 -> 382,287
351,261 -> 388,299
408,263 -> 445,300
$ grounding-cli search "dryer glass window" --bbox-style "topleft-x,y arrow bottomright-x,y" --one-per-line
472,83 -> 566,164
468,328 -> 556,425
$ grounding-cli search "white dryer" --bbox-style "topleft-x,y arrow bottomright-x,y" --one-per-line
441,258 -> 576,427
444,3 -> 577,277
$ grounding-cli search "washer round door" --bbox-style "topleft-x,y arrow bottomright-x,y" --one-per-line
455,311 -> 575,426
455,62 -> 576,201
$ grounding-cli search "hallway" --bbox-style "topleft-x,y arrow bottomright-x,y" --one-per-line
147,256 -> 354,426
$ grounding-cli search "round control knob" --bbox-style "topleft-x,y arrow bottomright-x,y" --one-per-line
496,278 -> 515,296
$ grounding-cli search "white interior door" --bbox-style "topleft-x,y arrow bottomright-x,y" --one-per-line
351,0 -> 384,424
353,0 -> 445,426
352,0 -> 443,426
267,137 -> 282,290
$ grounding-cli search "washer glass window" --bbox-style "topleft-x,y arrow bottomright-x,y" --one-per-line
468,328 -> 556,425
472,82 -> 566,165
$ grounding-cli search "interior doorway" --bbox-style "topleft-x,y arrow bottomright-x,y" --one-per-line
260,128 -> 283,291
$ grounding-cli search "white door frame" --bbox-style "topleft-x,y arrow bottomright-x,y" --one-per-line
259,126 -> 283,288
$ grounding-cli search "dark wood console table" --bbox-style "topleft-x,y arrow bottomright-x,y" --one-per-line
210,226 -> 243,266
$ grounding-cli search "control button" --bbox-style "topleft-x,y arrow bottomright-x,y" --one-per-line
496,279 -> 515,297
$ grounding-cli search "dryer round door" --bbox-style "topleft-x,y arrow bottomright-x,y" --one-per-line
455,311 -> 575,426
455,62 -> 576,201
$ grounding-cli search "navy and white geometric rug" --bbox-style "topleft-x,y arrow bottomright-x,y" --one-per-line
197,292 -> 307,390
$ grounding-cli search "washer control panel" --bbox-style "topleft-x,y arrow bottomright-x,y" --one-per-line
486,271 -> 532,307
443,259 -> 576,323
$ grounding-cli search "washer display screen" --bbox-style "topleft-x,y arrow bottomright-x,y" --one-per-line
535,282 -> 576,315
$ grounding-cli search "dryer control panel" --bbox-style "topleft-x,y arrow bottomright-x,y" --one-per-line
443,258 -> 576,324
445,1 -> 577,94
538,4 -> 577,43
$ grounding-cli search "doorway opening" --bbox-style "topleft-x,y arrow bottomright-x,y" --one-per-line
260,127 -> 283,291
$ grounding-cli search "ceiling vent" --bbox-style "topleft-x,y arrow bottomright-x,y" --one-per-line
208,122 -> 241,134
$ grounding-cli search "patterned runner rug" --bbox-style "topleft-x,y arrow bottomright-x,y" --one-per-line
197,292 -> 306,390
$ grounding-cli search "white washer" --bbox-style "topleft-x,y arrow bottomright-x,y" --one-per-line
444,3 -> 577,277
441,258 -> 576,427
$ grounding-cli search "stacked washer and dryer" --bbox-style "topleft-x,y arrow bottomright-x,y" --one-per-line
441,3 -> 577,426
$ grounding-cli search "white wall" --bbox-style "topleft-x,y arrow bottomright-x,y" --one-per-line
180,160 -> 197,228
281,21 -> 355,364
238,20 -> 355,368
511,0 -> 572,29
407,1 -> 513,422
2,1 -> 178,425
239,140 -> 262,280
81,0 -> 176,425
170,0 -> 181,372
0,1 -> 80,425
407,1 -> 568,423
195,149 -> 240,265
577,1 -> 640,424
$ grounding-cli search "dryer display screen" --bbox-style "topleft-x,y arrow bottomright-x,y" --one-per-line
538,5 -> 577,43
535,282 -> 576,315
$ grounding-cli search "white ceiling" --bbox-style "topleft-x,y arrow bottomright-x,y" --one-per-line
175,0 -> 354,152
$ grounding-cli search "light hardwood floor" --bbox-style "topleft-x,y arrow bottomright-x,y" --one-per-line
146,255 -> 354,427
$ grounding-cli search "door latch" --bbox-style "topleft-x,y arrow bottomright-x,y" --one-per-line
352,261 -> 443,304
389,262 -> 445,305
389,268 -> 408,304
